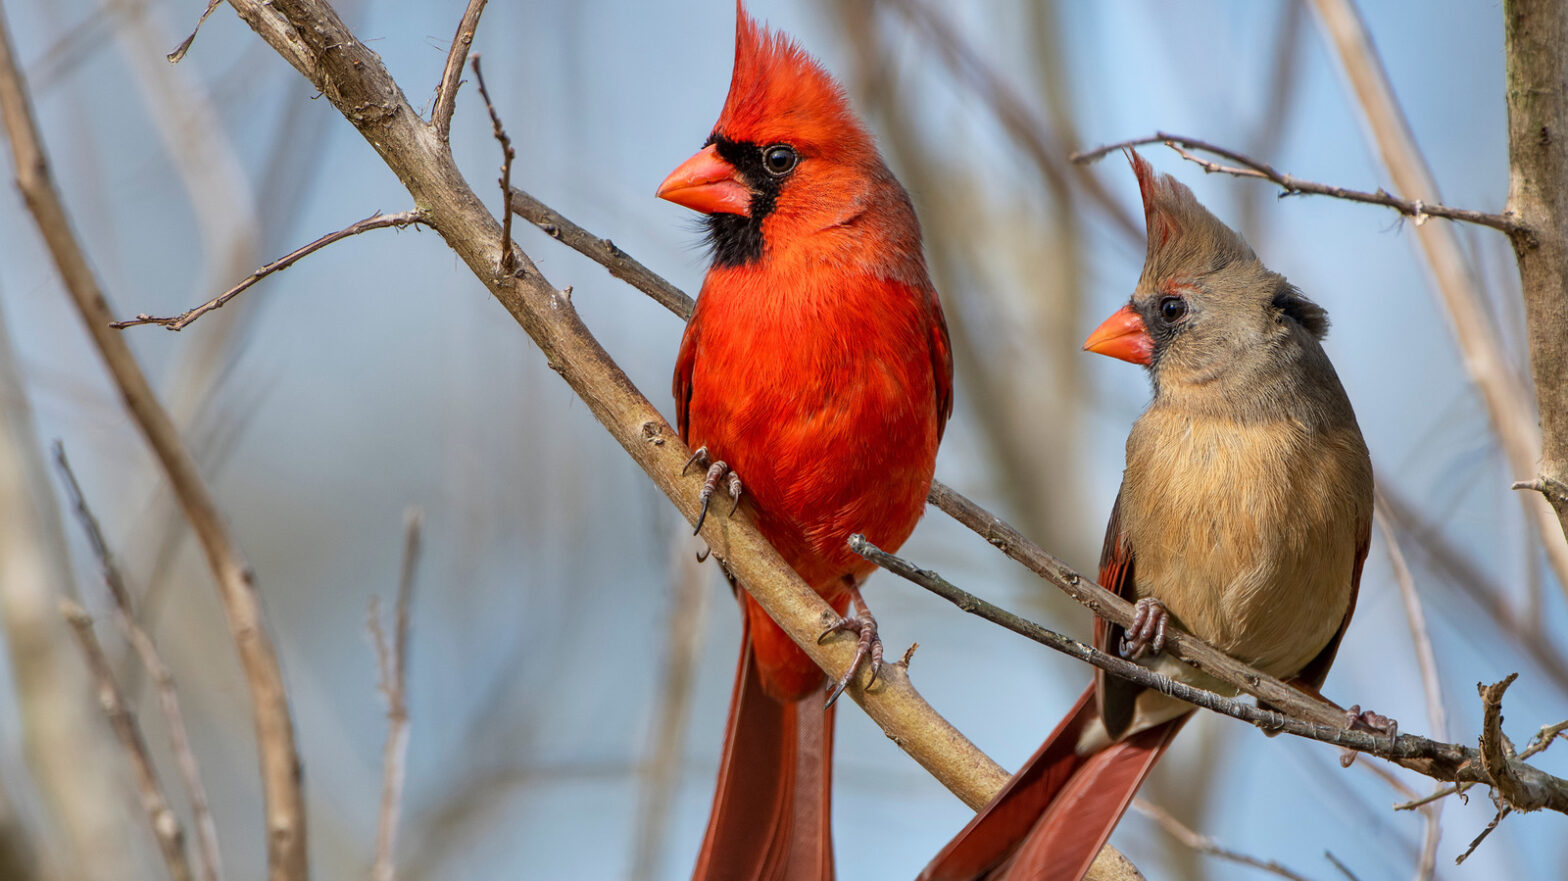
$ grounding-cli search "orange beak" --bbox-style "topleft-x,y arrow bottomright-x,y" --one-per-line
1083,304 -> 1154,365
657,143 -> 752,217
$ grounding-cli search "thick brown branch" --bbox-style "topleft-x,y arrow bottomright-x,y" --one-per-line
431,0 -> 486,142
1071,132 -> 1527,236
1503,0 -> 1568,549
112,210 -> 428,330
0,13 -> 307,880
218,0 -> 1007,812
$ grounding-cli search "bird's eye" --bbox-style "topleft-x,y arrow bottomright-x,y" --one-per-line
1158,295 -> 1187,324
761,144 -> 798,176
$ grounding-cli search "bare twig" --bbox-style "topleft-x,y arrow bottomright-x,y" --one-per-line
1323,851 -> 1364,881
468,54 -> 515,274
112,210 -> 428,330
431,0 -> 486,141
1477,674 -> 1553,812
0,12 -> 308,879
1375,495 -> 1445,881
371,508 -> 422,881
167,0 -> 223,63
53,445 -> 224,881
60,600 -> 194,881
1132,799 -> 1318,881
1454,806 -> 1509,865
1071,132 -> 1525,236
1309,0 -> 1568,594
509,188 -> 694,320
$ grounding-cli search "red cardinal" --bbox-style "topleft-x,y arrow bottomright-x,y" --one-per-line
657,4 -> 952,879
918,151 -> 1374,881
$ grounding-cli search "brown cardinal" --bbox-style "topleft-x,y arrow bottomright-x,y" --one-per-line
657,4 -> 952,879
918,151 -> 1373,881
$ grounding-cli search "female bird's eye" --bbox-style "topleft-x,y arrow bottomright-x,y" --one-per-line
1158,295 -> 1188,324
761,144 -> 798,176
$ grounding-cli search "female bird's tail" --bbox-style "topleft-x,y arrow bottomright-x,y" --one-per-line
918,686 -> 1189,881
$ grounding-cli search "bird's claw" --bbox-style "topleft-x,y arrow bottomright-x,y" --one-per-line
1339,705 -> 1398,767
1119,597 -> 1168,660
688,448 -> 743,535
820,590 -> 882,708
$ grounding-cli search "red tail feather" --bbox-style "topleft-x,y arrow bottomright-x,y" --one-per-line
692,610 -> 835,881
919,686 -> 1189,881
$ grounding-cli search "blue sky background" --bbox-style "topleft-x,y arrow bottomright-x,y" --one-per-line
0,1 -> 1563,879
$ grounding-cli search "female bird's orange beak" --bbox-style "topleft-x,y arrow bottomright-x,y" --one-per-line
1083,304 -> 1154,365
657,144 -> 753,217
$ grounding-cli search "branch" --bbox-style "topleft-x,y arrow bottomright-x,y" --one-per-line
431,0 -> 486,141
468,55 -> 515,274
53,445 -> 224,881
60,600 -> 194,881
1501,0 -> 1568,546
112,210 -> 429,330
0,12 -> 307,880
1070,132 -> 1526,235
850,532 -> 1568,811
371,508 -> 421,881
215,0 -> 1009,812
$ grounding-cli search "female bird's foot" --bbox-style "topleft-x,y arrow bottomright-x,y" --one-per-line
1120,597 -> 1168,659
684,446 -> 743,534
1338,705 -> 1398,767
1345,704 -> 1398,740
819,584 -> 882,708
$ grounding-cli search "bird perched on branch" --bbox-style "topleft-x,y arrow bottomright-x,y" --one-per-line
918,150 -> 1376,881
656,3 -> 952,879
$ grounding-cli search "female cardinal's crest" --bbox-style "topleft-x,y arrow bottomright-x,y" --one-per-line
714,2 -> 873,157
1128,149 -> 1256,286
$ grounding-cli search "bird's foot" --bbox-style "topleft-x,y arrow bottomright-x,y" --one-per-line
1339,705 -> 1399,767
1120,597 -> 1169,660
684,446 -> 742,534
819,584 -> 882,708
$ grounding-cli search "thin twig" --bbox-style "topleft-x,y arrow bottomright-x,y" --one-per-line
60,600 -> 194,881
509,188 -> 694,319
112,210 -> 428,330
1454,806 -> 1509,865
468,54 -> 515,274
52,444 -> 224,881
431,0 -> 486,141
1323,851 -> 1364,881
371,507 -> 422,881
1131,799 -> 1319,881
166,0 -> 222,63
0,13 -> 309,878
1374,495 -> 1445,881
1071,132 -> 1525,236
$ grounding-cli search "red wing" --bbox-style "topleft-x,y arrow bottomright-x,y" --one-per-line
1093,490 -> 1142,740
929,303 -> 954,441
672,311 -> 701,444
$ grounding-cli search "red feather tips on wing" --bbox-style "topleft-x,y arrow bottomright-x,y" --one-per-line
717,2 -> 875,161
